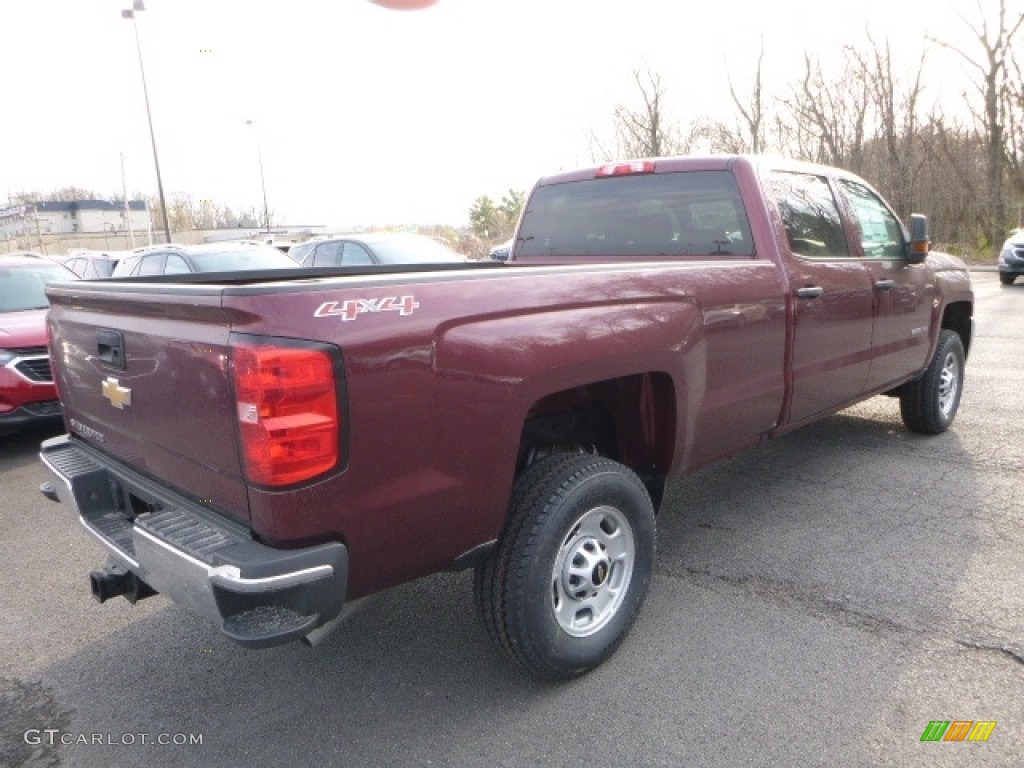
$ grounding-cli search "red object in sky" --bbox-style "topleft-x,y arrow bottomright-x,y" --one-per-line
369,0 -> 437,9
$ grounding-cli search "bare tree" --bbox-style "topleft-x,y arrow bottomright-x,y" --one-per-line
11,187 -> 104,203
51,186 -> 105,202
935,0 -> 1024,245
1003,33 -> 1024,224
915,112 -> 987,246
728,40 -> 766,153
217,205 -> 239,229
166,193 -> 195,233
850,34 -> 927,217
194,199 -> 217,230
590,65 -> 683,160
237,208 -> 261,229
779,51 -> 871,172
685,117 -> 747,154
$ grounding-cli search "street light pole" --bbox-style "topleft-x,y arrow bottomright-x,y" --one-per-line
122,1 -> 171,244
120,152 -> 135,248
246,120 -> 271,234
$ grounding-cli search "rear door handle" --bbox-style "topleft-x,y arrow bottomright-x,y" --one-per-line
874,279 -> 896,291
796,286 -> 824,299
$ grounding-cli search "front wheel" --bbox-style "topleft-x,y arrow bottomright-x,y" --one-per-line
1000,272 -> 1016,286
474,454 -> 655,680
899,329 -> 965,434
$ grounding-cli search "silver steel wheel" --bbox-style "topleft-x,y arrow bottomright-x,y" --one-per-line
551,504 -> 635,638
477,454 -> 655,679
937,351 -> 959,418
899,330 -> 965,435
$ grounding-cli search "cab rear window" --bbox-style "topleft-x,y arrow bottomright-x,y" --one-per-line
515,171 -> 754,259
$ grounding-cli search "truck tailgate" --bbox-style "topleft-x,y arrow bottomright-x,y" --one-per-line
47,283 -> 251,524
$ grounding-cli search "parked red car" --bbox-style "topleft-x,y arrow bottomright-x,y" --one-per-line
0,253 -> 78,433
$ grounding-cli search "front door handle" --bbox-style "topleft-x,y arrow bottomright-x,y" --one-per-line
875,279 -> 896,291
796,286 -> 824,299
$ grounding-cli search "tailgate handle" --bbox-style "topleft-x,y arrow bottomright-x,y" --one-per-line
96,329 -> 126,370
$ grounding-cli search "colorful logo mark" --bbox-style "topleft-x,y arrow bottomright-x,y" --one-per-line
920,721 -> 997,742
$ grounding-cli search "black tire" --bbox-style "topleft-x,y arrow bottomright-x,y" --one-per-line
899,329 -> 965,434
474,454 -> 655,680
1000,272 -> 1016,286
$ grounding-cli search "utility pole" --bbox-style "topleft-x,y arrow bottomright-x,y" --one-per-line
32,205 -> 44,254
122,1 -> 172,244
121,152 -> 136,248
246,120 -> 271,235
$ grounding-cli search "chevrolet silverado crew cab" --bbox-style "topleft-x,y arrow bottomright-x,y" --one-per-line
39,155 -> 973,680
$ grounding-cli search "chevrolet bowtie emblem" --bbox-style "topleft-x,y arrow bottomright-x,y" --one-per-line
101,377 -> 132,410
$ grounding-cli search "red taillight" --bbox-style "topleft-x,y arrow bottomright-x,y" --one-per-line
232,340 -> 340,486
595,161 -> 656,177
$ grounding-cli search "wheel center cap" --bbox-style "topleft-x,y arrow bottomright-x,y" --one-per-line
561,536 -> 612,599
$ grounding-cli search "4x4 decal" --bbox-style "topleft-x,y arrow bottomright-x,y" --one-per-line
314,296 -> 420,322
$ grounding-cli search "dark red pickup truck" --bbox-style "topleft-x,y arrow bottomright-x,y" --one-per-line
40,155 -> 973,679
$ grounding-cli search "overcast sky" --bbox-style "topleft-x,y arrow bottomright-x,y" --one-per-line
0,0 -> 1004,228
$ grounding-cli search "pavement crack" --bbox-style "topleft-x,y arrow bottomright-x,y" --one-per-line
667,566 -> 1024,666
954,639 -> 1024,666
671,566 -> 921,638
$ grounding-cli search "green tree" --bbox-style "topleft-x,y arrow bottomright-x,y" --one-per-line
499,189 -> 525,233
469,195 -> 500,238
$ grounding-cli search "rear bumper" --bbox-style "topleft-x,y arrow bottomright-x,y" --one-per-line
39,434 -> 348,648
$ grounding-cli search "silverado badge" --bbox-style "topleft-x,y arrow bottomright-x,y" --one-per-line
101,377 -> 132,410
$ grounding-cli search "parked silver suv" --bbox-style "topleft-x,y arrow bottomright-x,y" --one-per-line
111,242 -> 296,276
998,229 -> 1024,286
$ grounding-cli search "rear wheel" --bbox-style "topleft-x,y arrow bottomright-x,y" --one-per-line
899,329 -> 965,434
474,454 -> 655,680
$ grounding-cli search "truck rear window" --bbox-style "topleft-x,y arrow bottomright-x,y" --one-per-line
515,171 -> 754,259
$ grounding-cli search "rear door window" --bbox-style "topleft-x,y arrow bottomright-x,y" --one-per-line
768,171 -> 850,258
137,253 -> 166,276
516,171 -> 754,258
341,242 -> 374,265
312,241 -> 343,267
164,253 -> 191,274
290,242 -> 315,266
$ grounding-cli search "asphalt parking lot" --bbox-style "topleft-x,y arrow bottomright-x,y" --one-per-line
1,270 -> 1020,767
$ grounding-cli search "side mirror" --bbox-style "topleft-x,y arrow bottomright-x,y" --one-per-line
907,214 -> 930,264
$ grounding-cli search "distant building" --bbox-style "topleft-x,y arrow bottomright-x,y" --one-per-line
0,200 -> 151,240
